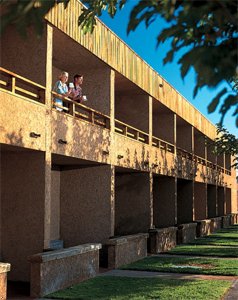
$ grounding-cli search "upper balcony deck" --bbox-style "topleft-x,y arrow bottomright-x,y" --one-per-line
0,66 -> 233,188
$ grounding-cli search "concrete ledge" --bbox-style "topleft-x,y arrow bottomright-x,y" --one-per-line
196,219 -> 212,237
102,233 -> 149,269
230,213 -> 238,225
177,223 -> 197,244
148,227 -> 177,254
0,263 -> 11,300
210,217 -> 222,233
28,243 -> 101,297
221,215 -> 231,228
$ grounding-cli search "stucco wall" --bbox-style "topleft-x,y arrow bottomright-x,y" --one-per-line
153,176 -> 176,228
194,182 -> 207,220
225,188 -> 232,214
115,94 -> 149,133
1,25 -> 47,86
60,165 -> 113,246
80,67 -> 111,116
217,187 -> 225,216
153,106 -> 174,144
176,121 -> 192,153
177,179 -> 193,224
194,131 -> 205,158
1,151 -> 45,281
0,92 -> 46,151
51,111 -> 110,164
115,173 -> 151,235
207,184 -> 217,218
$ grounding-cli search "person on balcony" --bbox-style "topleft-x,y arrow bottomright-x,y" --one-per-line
53,71 -> 71,111
69,74 -> 85,103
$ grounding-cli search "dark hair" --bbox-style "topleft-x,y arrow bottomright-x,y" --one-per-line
74,74 -> 83,80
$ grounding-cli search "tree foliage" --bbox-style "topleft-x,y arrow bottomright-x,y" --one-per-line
79,0 -> 238,126
214,124 -> 238,170
1,0 -> 237,126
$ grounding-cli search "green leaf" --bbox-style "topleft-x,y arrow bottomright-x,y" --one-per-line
207,88 -> 227,113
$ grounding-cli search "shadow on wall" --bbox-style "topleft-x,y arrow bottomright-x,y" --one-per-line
4,129 -> 24,148
51,111 -> 110,164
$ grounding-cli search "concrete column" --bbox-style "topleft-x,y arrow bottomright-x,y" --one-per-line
115,172 -> 151,235
207,184 -> 217,218
149,96 -> 153,146
177,179 -> 193,224
44,24 -> 53,249
194,182 -> 207,220
149,171 -> 153,229
153,176 -> 176,228
110,69 -> 115,133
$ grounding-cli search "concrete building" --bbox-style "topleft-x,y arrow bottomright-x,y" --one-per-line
0,0 -> 237,297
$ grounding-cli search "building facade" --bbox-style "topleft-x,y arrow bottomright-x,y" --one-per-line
0,0 -> 237,296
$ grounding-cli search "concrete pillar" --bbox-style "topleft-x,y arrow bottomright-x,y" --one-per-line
115,172 -> 151,235
194,182 -> 207,220
60,165 -> 113,246
153,176 -> 176,228
44,24 -> 53,249
207,184 -> 217,218
177,179 -> 193,224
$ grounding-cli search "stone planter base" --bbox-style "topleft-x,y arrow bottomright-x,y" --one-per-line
221,215 -> 231,228
196,219 -> 212,237
0,263 -> 11,300
210,217 -> 222,233
101,233 -> 148,269
230,213 -> 238,225
148,227 -> 177,254
28,243 -> 101,298
177,223 -> 197,244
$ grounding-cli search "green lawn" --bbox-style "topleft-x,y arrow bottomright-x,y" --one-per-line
46,276 -> 231,300
120,256 -> 238,276
188,225 -> 238,247
168,244 -> 238,257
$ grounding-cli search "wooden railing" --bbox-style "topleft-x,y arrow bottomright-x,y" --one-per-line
152,136 -> 175,153
177,147 -> 193,160
224,169 -> 231,175
0,67 -> 45,103
207,160 -> 217,170
115,119 -> 149,144
194,154 -> 206,165
52,92 -> 110,129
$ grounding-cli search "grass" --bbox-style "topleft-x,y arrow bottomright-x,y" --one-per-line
46,276 -> 231,300
167,244 -> 238,257
167,225 -> 238,257
120,256 -> 238,276
189,225 -> 238,247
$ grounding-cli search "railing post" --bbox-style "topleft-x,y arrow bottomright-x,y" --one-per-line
69,101 -> 75,117
91,111 -> 95,124
11,76 -> 15,93
124,125 -> 127,137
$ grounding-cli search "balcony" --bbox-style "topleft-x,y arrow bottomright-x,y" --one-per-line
0,67 -> 231,184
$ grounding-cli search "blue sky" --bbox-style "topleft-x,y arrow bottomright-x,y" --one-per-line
100,1 -> 237,136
